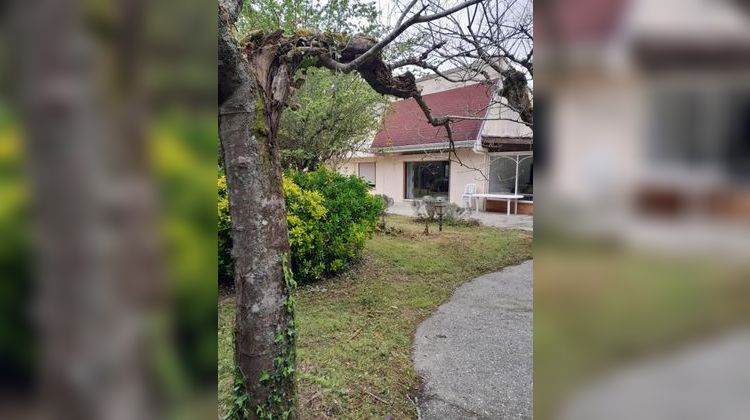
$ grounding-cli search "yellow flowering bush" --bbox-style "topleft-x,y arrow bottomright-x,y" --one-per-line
282,177 -> 328,281
219,167 -> 383,285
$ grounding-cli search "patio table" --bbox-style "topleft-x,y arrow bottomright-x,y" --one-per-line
471,193 -> 525,215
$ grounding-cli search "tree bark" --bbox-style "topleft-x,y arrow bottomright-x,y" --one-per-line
218,0 -> 296,416
12,0 -> 160,418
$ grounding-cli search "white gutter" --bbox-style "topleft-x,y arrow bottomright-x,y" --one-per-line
371,140 -> 475,154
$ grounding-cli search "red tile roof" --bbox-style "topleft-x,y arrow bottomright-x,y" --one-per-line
535,0 -> 627,45
371,82 -> 496,149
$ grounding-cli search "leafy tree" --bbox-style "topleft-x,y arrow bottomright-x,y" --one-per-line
237,0 -> 388,172
279,67 -> 387,170
239,0 -> 382,35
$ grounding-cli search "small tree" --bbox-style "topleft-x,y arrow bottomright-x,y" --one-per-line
375,194 -> 394,229
422,196 -> 438,220
279,68 -> 388,171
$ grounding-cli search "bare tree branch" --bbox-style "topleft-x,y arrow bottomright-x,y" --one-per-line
319,0 -> 483,73
390,0 -> 533,127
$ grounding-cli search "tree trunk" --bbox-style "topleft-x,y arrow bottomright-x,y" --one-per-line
218,0 -> 297,417
12,0 -> 160,418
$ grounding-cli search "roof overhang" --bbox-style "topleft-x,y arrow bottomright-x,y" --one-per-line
481,136 -> 533,153
634,39 -> 750,72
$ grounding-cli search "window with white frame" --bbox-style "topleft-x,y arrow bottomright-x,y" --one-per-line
489,154 -> 533,200
358,162 -> 376,186
405,160 -> 450,199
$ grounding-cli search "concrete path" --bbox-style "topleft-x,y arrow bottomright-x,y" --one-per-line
413,261 -> 533,419
559,329 -> 750,420
388,202 -> 533,231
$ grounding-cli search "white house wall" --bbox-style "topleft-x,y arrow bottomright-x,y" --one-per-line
481,98 -> 534,139
550,70 -> 645,212
345,149 -> 488,205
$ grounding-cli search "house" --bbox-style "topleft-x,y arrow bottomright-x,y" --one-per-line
338,67 -> 534,214
537,0 -> 750,251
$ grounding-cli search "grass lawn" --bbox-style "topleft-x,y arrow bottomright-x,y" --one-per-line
534,239 -> 750,420
219,214 -> 532,418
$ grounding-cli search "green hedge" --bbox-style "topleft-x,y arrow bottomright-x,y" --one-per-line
217,175 -> 233,286
219,167 -> 383,285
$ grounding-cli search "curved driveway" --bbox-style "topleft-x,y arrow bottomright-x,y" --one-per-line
413,261 -> 533,419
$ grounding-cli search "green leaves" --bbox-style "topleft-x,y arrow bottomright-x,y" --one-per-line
239,0 -> 384,37
279,67 -> 388,171
218,165 -> 383,285
224,367 -> 250,420
287,167 -> 385,284
254,306 -> 298,419
218,174 -> 234,286
259,371 -> 271,384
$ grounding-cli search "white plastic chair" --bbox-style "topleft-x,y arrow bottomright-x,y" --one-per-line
462,183 -> 476,208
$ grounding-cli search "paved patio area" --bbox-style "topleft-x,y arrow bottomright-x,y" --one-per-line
388,201 -> 533,231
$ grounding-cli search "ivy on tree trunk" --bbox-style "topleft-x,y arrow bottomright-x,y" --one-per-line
218,1 -> 297,417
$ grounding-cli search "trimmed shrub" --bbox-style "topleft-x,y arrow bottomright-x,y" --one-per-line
410,197 -> 480,228
218,167 -> 383,285
283,177 -> 328,282
288,167 -> 384,282
217,175 -> 233,286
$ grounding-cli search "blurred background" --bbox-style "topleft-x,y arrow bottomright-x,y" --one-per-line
534,0 -> 750,419
0,0 -> 216,418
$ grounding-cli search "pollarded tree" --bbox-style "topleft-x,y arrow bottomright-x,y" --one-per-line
237,0 -> 390,172
218,0 -> 486,417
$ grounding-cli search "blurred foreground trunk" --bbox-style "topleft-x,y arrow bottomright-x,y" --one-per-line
12,0 -> 161,418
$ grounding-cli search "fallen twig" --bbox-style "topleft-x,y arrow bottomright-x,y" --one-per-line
304,391 -> 322,407
364,390 -> 392,406
407,394 -> 422,420
348,328 -> 363,341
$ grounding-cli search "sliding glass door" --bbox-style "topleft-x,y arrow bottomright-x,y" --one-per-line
489,154 -> 533,200
405,161 -> 450,199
